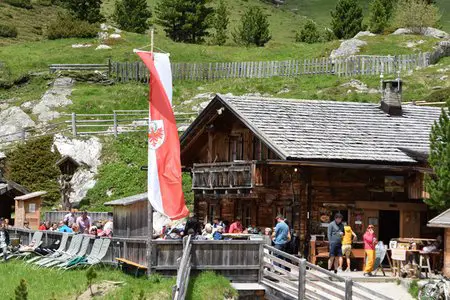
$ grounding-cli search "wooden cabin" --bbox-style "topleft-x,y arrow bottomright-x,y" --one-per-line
14,191 -> 47,229
428,210 -> 450,276
0,178 -> 28,225
180,82 -> 442,254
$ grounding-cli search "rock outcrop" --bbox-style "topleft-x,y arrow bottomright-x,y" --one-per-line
0,107 -> 36,142
392,27 -> 449,39
32,77 -> 74,122
330,39 -> 367,59
53,134 -> 102,205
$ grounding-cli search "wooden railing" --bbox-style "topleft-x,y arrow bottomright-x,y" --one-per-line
192,161 -> 259,190
261,244 -> 393,300
172,235 -> 192,300
44,211 -> 112,224
49,63 -> 110,74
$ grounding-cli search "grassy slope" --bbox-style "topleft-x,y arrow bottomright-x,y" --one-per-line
0,261 -> 235,300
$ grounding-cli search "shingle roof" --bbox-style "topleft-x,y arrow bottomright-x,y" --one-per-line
428,209 -> 450,228
216,94 -> 442,163
104,193 -> 147,206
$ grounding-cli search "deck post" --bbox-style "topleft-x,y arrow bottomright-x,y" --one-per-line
298,258 -> 306,299
71,113 -> 77,136
345,277 -> 353,300
147,202 -> 153,275
113,111 -> 118,138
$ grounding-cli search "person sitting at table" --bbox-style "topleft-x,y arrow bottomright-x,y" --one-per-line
228,216 -> 243,233
202,223 -> 214,240
423,235 -> 443,253
363,224 -> 377,277
212,217 -> 223,229
213,226 -> 224,240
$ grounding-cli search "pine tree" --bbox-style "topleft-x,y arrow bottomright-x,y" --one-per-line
5,136 -> 60,206
66,0 -> 104,23
233,7 -> 271,47
425,106 -> 450,212
296,19 -> 321,44
113,0 -> 152,34
212,0 -> 229,46
330,0 -> 364,39
156,0 -> 214,44
15,279 -> 28,300
369,0 -> 388,34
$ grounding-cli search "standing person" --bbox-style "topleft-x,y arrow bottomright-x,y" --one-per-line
76,211 -> 91,234
342,223 -> 357,272
64,210 -> 76,227
0,222 -> 10,261
273,215 -> 289,252
327,213 -> 344,273
363,224 -> 377,277
58,221 -> 73,233
228,216 -> 243,233
184,214 -> 202,236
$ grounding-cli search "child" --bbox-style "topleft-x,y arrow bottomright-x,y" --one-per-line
341,223 -> 357,272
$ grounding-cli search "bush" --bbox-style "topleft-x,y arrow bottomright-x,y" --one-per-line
296,19 -> 321,44
6,136 -> 61,206
392,0 -> 441,34
331,0 -> 364,39
0,24 -> 18,38
233,7 -> 271,47
47,14 -> 98,40
15,279 -> 28,300
4,0 -> 32,9
113,0 -> 152,34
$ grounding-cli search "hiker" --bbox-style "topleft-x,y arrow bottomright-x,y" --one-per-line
363,224 -> 377,277
63,210 -> 76,227
342,223 -> 357,272
76,211 -> 91,234
228,216 -> 243,233
58,221 -> 73,233
0,222 -> 10,261
327,213 -> 344,273
273,214 -> 290,253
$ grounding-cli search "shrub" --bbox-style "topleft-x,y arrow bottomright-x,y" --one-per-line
5,0 -> 32,9
156,0 -> 214,43
0,23 -> 18,38
6,136 -> 61,206
66,0 -> 104,23
47,14 -> 98,40
392,0 -> 441,34
113,0 -> 152,34
15,279 -> 28,300
296,19 -> 321,44
211,0 -> 229,45
331,0 -> 364,39
233,7 -> 271,47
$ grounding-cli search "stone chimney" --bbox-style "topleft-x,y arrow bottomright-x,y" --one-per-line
380,76 -> 403,116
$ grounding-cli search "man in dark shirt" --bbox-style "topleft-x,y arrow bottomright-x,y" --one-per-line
327,213 -> 344,273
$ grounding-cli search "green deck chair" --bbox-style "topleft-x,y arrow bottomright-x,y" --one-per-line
26,233 -> 70,264
34,234 -> 83,267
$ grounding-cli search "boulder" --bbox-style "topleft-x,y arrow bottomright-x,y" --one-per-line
392,27 -> 449,39
0,107 -> 35,142
354,31 -> 375,38
32,77 -> 74,122
95,44 -> 112,50
100,23 -> 109,31
72,44 -> 92,48
340,79 -> 379,94
109,33 -> 121,39
20,101 -> 35,110
330,39 -> 367,59
0,103 -> 8,110
392,28 -> 413,35
68,168 -> 97,205
440,75 -> 448,81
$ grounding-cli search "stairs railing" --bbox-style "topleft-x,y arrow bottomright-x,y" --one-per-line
172,235 -> 192,300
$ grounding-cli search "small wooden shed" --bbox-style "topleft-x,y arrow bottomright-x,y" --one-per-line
428,209 -> 450,276
14,191 -> 47,230
104,193 -> 149,238
56,155 -> 80,176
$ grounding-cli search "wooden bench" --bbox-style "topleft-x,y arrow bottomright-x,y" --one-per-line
310,240 -> 366,269
116,258 -> 147,277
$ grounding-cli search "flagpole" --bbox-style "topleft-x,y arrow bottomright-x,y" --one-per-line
147,27 -> 155,276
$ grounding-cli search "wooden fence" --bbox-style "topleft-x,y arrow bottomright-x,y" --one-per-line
65,110 -> 198,137
172,235 -> 192,300
262,244 -> 393,300
44,211 -> 112,224
49,63 -> 110,74
110,41 -> 450,83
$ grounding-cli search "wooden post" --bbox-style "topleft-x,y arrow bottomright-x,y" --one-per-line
71,113 -> 77,136
113,111 -> 118,138
345,277 -> 353,300
298,259 -> 306,299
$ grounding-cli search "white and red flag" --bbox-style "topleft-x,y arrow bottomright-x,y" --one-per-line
136,51 -> 189,220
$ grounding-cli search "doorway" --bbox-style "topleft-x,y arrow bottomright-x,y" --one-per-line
378,210 -> 400,245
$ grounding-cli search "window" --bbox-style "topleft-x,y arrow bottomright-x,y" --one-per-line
252,137 -> 262,160
229,135 -> 243,161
